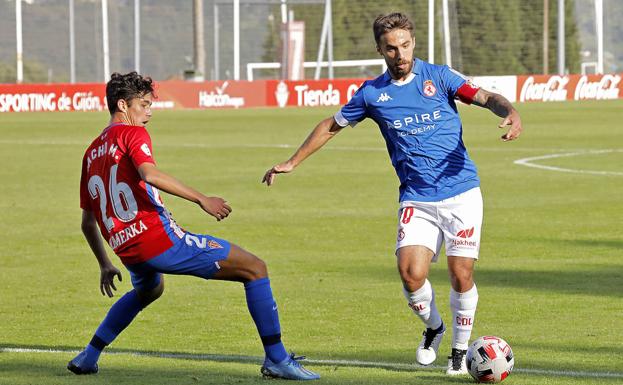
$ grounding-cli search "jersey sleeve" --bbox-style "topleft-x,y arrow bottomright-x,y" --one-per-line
334,82 -> 368,127
125,127 -> 156,168
440,66 -> 479,104
79,156 -> 91,210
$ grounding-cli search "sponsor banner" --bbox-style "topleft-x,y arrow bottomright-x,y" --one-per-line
2,74 -> 621,113
155,80 -> 267,109
0,83 -> 106,113
267,79 -> 364,108
517,73 -> 622,102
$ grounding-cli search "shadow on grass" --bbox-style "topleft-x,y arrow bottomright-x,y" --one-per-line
473,266 -> 622,298
352,262 -> 622,298
563,238 -> 623,250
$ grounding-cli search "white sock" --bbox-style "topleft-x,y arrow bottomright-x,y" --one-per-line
450,284 -> 478,350
403,279 -> 442,330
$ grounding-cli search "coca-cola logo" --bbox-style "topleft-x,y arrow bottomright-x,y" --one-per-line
574,75 -> 621,100
520,76 -> 569,102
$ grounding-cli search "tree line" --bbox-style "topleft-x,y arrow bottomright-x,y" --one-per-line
263,0 -> 580,76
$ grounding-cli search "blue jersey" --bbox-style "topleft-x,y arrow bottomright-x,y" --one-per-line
335,59 -> 480,202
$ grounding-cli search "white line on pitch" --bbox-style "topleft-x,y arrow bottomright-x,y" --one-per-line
2,347 -> 622,379
514,149 -> 623,176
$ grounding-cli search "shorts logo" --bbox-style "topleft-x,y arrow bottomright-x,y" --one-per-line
456,227 -> 475,238
207,240 -> 223,249
423,80 -> 437,97
452,227 -> 478,248
397,229 -> 405,241
185,234 -> 224,249
400,207 -> 415,224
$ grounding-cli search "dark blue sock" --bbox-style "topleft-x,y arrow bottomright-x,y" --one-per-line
244,277 -> 288,364
81,290 -> 143,367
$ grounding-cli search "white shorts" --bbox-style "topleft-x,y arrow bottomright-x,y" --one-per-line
395,187 -> 483,261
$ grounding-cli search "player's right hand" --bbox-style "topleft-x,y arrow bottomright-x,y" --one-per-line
100,264 -> 122,297
262,161 -> 294,186
199,196 -> 232,221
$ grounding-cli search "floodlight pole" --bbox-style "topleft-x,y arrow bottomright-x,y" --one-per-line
326,0 -> 333,79
428,0 -> 434,63
16,0 -> 23,83
314,1 -> 328,80
442,0 -> 451,67
557,0 -> 564,74
193,0 -> 205,80
233,0 -> 240,80
543,0 -> 548,74
69,0 -> 76,83
280,0 -> 288,79
213,2 -> 219,80
595,0 -> 604,74
134,0 -> 140,73
102,0 -> 110,82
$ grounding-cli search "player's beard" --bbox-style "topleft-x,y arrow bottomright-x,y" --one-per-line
391,60 -> 412,79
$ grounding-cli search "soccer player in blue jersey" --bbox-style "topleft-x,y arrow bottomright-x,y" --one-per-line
262,12 -> 522,376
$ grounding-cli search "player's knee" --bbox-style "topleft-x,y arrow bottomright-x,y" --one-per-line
398,266 -> 427,292
152,280 -> 165,299
248,257 -> 268,280
449,270 -> 473,292
137,280 -> 165,308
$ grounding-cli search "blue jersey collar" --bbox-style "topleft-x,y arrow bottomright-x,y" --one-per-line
382,59 -> 421,86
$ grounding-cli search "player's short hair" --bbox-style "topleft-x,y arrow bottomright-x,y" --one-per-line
106,71 -> 154,115
373,12 -> 414,45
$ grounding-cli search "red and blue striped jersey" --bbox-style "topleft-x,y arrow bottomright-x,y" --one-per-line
80,123 -> 184,265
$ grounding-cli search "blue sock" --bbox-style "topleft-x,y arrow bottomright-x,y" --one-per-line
244,278 -> 288,364
80,290 -> 143,367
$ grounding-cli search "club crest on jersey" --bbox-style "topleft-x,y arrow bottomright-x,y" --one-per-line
141,143 -> 152,156
423,80 -> 437,97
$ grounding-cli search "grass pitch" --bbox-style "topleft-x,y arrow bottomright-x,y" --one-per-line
0,100 -> 622,385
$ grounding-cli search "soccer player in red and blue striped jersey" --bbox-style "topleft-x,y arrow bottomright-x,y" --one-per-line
70,72 -> 319,380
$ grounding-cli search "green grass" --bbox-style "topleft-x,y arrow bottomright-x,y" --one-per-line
1,100 -> 622,385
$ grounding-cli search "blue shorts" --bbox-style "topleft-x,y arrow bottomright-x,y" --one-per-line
125,232 -> 232,292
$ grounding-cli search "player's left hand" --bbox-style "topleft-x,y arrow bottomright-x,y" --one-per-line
100,264 -> 122,297
198,196 -> 232,221
499,110 -> 522,141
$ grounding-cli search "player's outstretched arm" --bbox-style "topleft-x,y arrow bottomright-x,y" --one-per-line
472,89 -> 523,141
81,210 -> 122,297
137,163 -> 232,221
262,116 -> 344,186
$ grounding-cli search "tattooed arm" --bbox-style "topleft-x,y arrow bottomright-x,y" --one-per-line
472,89 -> 523,141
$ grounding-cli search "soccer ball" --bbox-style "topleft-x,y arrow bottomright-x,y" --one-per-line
466,336 -> 514,383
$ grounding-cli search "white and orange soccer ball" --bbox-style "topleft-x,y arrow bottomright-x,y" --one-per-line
466,336 -> 514,383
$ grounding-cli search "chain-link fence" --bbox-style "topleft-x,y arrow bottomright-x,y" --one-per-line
0,0 -> 621,83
